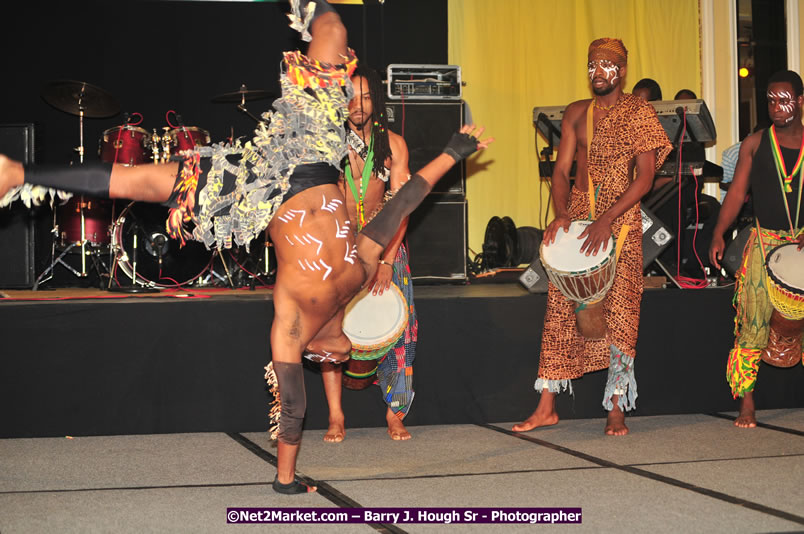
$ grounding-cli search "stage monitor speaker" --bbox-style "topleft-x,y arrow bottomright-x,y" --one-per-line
0,123 -> 51,289
519,258 -> 549,293
641,205 -> 674,269
406,197 -> 467,283
385,101 -> 465,195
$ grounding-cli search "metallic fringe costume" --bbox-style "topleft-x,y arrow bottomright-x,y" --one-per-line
727,226 -> 804,397
376,243 -> 417,418
536,94 -> 671,411
167,50 -> 357,249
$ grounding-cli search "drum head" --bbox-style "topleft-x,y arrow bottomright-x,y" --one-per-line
343,283 -> 408,349
540,220 -> 614,273
767,243 -> 804,293
112,202 -> 211,287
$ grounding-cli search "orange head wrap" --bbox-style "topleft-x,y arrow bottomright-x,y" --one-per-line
588,38 -> 628,67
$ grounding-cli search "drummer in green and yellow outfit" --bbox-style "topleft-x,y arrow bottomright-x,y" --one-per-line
710,69 -> 804,428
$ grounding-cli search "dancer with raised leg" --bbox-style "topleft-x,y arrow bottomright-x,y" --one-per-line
0,0 -> 493,494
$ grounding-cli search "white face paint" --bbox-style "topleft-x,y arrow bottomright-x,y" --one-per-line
768,89 -> 797,124
588,59 -> 620,84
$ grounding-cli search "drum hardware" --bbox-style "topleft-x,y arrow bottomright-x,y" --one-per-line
107,202 -> 212,290
40,80 -> 120,282
212,84 -> 275,124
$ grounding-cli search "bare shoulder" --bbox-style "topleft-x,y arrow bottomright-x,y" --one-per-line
388,130 -> 407,150
741,129 -> 764,154
563,99 -> 591,126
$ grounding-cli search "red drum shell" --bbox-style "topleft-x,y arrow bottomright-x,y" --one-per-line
99,125 -> 151,166
57,195 -> 112,245
167,127 -> 211,155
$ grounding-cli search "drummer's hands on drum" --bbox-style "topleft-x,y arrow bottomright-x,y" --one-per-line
797,233 -> 804,251
544,215 -> 572,245
369,261 -> 394,296
578,216 -> 612,256
709,234 -> 726,269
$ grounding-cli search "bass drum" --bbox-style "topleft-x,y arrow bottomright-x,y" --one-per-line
111,202 -> 211,287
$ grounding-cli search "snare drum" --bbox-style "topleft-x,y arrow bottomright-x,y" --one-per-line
111,202 -> 211,288
762,243 -> 804,367
166,126 -> 211,156
99,125 -> 151,166
342,282 -> 409,390
540,220 -> 616,339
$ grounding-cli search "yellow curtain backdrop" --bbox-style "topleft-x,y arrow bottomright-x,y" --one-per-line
448,0 -> 701,257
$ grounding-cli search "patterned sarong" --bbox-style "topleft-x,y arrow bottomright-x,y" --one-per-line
376,242 -> 417,418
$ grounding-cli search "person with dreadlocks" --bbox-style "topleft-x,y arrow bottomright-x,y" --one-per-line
0,0 -> 493,494
320,64 -> 418,442
513,38 -> 671,436
710,70 -> 804,429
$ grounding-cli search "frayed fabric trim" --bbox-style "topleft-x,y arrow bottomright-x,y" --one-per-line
534,378 -> 573,396
603,345 -> 637,412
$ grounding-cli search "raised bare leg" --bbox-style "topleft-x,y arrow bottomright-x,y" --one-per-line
604,395 -> 629,436
734,391 -> 757,428
512,390 -> 559,431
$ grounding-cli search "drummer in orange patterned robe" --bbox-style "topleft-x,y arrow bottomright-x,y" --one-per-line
514,38 -> 671,436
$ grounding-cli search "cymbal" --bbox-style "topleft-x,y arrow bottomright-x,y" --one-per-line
212,84 -> 275,103
41,80 -> 120,118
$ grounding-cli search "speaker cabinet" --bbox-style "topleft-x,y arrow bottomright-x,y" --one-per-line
385,101 -> 465,195
406,197 -> 467,283
0,123 -> 51,288
641,205 -> 674,269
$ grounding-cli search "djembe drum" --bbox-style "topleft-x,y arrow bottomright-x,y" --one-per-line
342,282 -> 409,390
762,243 -> 804,367
540,220 -> 617,339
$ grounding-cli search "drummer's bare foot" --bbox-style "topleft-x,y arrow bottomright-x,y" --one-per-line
324,415 -> 345,443
0,155 -> 24,202
604,400 -> 629,436
734,393 -> 757,428
386,409 -> 411,440
512,391 -> 559,431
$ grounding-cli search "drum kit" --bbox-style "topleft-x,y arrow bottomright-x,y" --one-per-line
33,79 -> 276,291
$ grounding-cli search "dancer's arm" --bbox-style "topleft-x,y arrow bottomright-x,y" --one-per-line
709,132 -> 760,268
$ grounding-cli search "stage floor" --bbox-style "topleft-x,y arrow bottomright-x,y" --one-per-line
2,283 -> 803,439
1,409 -> 803,533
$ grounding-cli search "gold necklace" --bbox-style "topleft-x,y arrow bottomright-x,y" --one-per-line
593,98 -> 616,111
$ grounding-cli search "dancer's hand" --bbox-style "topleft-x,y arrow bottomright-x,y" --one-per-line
577,217 -> 612,256
543,215 -> 571,245
442,125 -> 494,162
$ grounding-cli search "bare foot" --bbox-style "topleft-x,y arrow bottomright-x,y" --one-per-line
0,155 -> 24,202
512,391 -> 559,432
324,416 -> 345,443
734,392 -> 757,428
604,402 -> 629,436
386,409 -> 411,440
